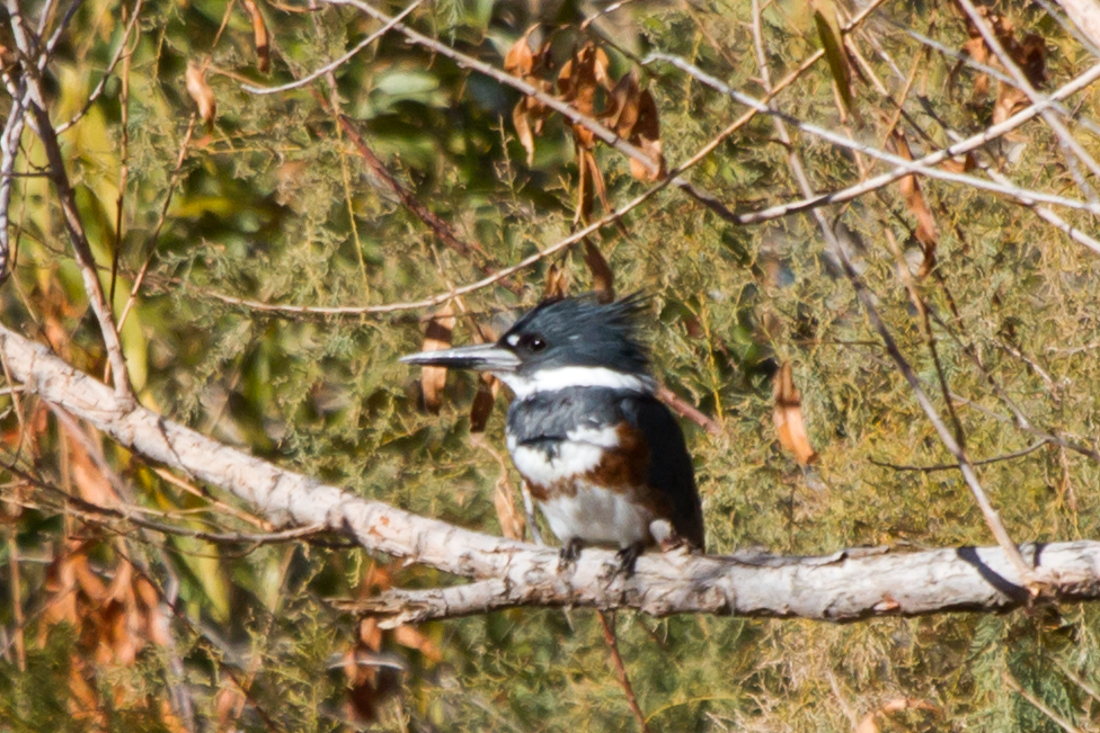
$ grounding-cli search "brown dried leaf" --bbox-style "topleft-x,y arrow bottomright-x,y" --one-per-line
891,131 -> 937,276
575,148 -> 594,224
242,0 -> 270,73
469,372 -> 499,433
69,439 -> 118,507
544,263 -> 569,299
583,239 -> 614,303
558,44 -> 603,128
513,100 -> 536,166
393,624 -> 443,662
629,89 -> 665,181
185,61 -> 216,125
994,85 -> 1028,124
420,306 -> 455,413
346,619 -> 402,723
585,146 -> 615,220
1016,33 -> 1046,88
504,25 -> 538,76
604,69 -> 641,138
773,362 -> 818,465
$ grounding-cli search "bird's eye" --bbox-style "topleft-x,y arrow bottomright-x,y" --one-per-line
522,334 -> 547,352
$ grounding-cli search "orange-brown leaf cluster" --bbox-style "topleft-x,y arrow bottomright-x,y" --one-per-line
344,563 -> 442,723
504,33 -> 665,221
952,3 -> 1046,124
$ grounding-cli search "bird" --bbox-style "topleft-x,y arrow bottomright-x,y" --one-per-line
400,293 -> 704,573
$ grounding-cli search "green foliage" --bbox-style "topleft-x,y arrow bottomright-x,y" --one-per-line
2,0 -> 1100,729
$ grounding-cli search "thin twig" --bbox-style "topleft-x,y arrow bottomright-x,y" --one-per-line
599,611 -> 654,733
870,439 -> 1048,473
242,0 -> 423,95
188,176 -> 675,315
646,53 -> 1100,219
54,0 -> 144,134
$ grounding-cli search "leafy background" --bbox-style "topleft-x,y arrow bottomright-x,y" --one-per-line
1,0 -> 1100,729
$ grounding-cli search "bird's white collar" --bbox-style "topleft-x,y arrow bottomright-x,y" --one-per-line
494,366 -> 655,399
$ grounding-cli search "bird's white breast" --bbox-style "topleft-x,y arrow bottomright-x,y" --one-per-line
538,482 -> 653,547
507,425 -> 653,548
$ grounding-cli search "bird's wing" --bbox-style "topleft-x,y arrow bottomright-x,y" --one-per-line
619,394 -> 705,550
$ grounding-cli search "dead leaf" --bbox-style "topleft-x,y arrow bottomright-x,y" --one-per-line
891,130 -> 938,276
629,88 -> 665,181
185,61 -> 216,125
393,625 -> 442,662
242,0 -> 270,73
773,362 -> 818,465
506,28 -> 551,166
559,44 -> 608,149
1016,33 -> 1046,88
469,372 -> 499,433
575,147 -> 594,224
543,262 -> 569,299
419,306 -> 455,414
504,26 -> 537,76
512,100 -> 536,166
583,239 -> 614,302
605,69 -> 641,138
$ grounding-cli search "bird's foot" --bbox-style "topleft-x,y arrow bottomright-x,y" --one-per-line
659,533 -> 689,553
558,538 -> 584,570
615,541 -> 646,577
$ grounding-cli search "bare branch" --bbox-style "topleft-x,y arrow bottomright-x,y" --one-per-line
340,542 -> 1100,627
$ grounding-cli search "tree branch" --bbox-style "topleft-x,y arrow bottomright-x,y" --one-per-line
0,322 -> 1098,627
338,542 -> 1100,627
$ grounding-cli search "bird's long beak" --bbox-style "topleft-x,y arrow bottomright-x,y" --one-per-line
399,343 -> 520,373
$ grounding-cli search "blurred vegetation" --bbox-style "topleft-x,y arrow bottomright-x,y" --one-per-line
1,0 -> 1100,729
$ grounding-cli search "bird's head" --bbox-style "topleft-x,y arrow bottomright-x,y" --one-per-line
400,293 -> 653,397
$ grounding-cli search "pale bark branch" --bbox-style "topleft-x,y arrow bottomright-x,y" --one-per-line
339,543 -> 1100,627
5,0 -> 133,402
0,322 -> 1098,628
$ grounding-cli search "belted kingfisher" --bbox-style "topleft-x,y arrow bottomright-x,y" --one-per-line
401,294 -> 704,572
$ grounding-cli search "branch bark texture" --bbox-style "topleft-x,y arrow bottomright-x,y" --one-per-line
1,322 -> 1097,627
